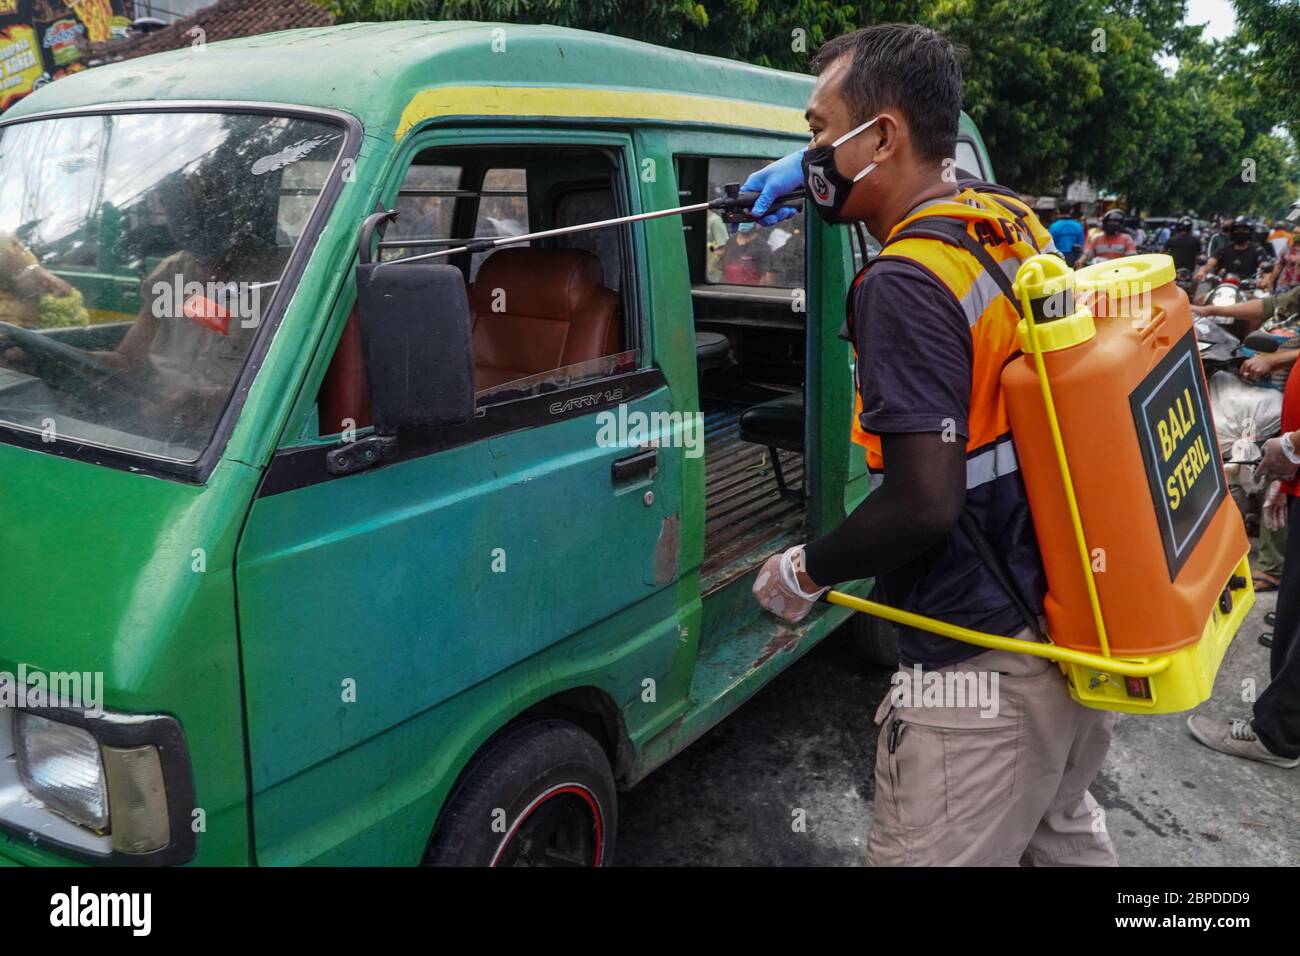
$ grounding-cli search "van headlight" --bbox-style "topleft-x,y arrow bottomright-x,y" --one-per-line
1,706 -> 195,864
15,712 -> 110,830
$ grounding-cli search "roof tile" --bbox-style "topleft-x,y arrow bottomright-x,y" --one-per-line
89,0 -> 334,62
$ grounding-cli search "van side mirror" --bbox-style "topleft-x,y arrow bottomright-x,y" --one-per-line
354,259 -> 475,434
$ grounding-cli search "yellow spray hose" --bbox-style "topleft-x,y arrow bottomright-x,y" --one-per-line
824,255 -> 1171,679
824,590 -> 1168,677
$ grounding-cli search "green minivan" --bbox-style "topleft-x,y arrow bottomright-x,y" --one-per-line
0,21 -> 994,866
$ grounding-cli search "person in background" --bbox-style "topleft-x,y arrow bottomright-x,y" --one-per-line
1193,286 -> 1300,593
705,208 -> 730,282
1267,221 -> 1292,260
1163,217 -> 1201,274
1080,209 -> 1135,262
1268,230 -> 1300,293
1048,206 -> 1085,268
721,221 -> 776,284
1154,221 -> 1173,247
1197,216 -> 1264,282
1132,219 -> 1147,249
1187,288 -> 1300,769
1208,217 -> 1234,260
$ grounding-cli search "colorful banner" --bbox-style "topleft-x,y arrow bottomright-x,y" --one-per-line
0,0 -> 133,112
0,23 -> 43,110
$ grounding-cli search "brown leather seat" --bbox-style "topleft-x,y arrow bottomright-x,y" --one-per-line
317,248 -> 620,434
468,248 -> 620,391
318,306 -> 372,434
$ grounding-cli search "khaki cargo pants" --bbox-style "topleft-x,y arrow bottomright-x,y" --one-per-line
865,632 -> 1119,866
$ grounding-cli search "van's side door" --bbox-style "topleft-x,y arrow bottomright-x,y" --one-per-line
232,129 -> 692,865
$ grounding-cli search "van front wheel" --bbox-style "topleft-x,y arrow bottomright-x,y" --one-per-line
425,719 -> 617,867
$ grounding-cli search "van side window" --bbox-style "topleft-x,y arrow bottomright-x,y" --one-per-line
689,158 -> 805,288
554,186 -> 622,291
383,164 -> 462,259
315,145 -> 638,437
955,138 -> 985,180
470,168 -> 529,279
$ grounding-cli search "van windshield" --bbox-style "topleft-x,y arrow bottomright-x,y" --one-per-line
0,110 -> 344,462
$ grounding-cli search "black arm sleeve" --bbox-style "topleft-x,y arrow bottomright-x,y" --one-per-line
803,431 -> 966,587
801,257 -> 973,588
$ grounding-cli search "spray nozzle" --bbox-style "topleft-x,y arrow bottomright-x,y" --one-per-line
714,182 -> 805,223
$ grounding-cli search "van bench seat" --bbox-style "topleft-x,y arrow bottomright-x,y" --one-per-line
738,392 -> 804,453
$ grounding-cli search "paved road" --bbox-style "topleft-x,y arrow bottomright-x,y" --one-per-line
617,586 -> 1296,866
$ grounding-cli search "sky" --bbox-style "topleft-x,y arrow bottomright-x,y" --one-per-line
1157,0 -> 1237,70
1185,0 -> 1237,43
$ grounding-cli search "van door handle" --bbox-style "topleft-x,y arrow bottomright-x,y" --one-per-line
612,447 -> 657,482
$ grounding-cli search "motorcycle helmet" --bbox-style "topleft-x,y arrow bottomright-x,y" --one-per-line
1102,208 -> 1125,235
1230,215 -> 1253,243
1176,216 -> 1193,233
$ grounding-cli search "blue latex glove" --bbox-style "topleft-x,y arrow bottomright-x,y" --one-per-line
740,149 -> 805,226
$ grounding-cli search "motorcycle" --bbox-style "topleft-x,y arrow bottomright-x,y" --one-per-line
1193,271 -> 1245,307
1198,321 -> 1288,532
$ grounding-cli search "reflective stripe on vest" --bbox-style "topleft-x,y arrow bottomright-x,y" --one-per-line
866,432 -> 1021,493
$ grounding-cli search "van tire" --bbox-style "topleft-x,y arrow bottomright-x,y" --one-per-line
849,613 -> 899,669
425,719 -> 617,867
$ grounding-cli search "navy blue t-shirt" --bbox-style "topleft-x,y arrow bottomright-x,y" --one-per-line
853,257 -> 1047,668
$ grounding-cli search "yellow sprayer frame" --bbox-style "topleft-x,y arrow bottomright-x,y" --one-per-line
826,254 -> 1251,714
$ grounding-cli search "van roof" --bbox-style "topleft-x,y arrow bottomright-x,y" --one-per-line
5,21 -> 817,139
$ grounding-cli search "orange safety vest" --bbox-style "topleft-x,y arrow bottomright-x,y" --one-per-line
846,184 -> 1054,479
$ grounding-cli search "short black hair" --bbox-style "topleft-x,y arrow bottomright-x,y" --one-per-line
810,24 -> 962,165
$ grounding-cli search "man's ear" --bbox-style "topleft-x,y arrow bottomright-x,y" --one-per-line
869,112 -> 905,163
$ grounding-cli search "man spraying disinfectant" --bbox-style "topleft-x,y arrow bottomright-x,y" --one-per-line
746,24 -> 1118,866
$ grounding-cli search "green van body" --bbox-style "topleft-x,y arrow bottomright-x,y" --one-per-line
0,22 -> 993,866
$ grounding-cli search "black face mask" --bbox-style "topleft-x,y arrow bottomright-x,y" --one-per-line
802,116 -> 880,224
1103,223 -> 1121,235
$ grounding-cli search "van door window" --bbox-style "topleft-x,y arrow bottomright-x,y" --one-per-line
315,144 -> 639,437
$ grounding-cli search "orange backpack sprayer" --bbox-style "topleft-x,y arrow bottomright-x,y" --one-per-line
827,253 -> 1253,714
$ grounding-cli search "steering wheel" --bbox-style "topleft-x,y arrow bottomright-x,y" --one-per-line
0,320 -> 132,399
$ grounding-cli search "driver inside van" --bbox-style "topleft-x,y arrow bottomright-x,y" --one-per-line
0,167 -> 284,434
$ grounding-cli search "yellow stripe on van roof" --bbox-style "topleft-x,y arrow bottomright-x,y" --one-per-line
396,85 -> 809,140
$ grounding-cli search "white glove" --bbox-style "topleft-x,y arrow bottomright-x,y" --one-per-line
752,545 -> 829,623
1264,481 -> 1288,531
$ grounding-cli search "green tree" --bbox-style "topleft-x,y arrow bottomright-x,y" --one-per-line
316,0 -> 1298,209
1234,0 -> 1300,140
